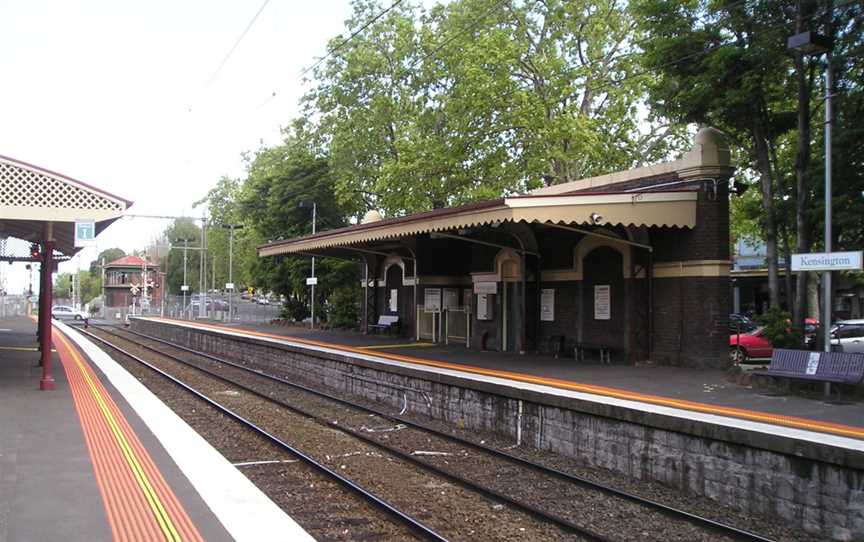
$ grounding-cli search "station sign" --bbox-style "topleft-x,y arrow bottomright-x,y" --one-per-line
474,281 -> 497,294
791,251 -> 863,272
74,220 -> 96,247
306,277 -> 318,286
225,282 -> 235,290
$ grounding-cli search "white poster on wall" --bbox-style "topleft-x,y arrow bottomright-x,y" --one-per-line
540,289 -> 555,321
477,293 -> 491,320
594,285 -> 611,320
389,289 -> 398,312
443,288 -> 459,309
424,288 -> 442,312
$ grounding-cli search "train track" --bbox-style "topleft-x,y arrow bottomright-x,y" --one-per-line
83,324 -> 777,542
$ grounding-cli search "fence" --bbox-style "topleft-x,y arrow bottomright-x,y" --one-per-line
416,305 -> 471,345
0,295 -> 29,317
161,295 -> 282,324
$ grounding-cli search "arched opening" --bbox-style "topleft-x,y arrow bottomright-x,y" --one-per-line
581,246 -> 626,359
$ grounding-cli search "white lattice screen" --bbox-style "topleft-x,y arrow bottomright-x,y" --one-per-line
0,161 -> 123,211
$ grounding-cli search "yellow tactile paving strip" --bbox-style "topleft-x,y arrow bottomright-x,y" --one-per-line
150,318 -> 864,440
54,326 -> 205,542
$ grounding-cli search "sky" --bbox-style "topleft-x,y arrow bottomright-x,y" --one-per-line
0,0 -> 359,294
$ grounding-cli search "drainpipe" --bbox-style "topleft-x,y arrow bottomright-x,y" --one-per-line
405,245 -> 419,341
363,259 -> 369,334
648,250 -> 654,362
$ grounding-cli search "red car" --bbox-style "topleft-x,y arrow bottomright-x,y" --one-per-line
729,318 -> 819,363
729,328 -> 773,363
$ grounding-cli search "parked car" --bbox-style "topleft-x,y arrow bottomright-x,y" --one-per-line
729,313 -> 758,333
832,319 -> 864,353
731,317 -> 822,362
729,327 -> 773,363
51,305 -> 88,321
256,297 -> 270,305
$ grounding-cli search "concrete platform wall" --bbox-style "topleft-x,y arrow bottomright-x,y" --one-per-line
133,319 -> 864,541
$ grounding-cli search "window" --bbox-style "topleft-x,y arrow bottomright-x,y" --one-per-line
836,325 -> 864,339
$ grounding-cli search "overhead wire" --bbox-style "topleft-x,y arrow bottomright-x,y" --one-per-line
298,0 -> 405,80
194,0 -> 272,108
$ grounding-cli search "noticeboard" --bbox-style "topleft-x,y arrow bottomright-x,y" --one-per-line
424,288 -> 441,312
594,285 -> 610,320
443,288 -> 459,309
477,293 -> 491,320
540,289 -> 555,321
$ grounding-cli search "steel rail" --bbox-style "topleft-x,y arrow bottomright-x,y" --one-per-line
75,327 -> 450,542
109,325 -> 774,542
92,326 -> 610,541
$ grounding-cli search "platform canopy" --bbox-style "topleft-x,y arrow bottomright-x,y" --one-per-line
258,190 -> 696,257
0,155 -> 132,257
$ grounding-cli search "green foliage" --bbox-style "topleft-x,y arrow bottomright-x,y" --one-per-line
303,0 -> 684,216
53,270 -> 101,304
89,248 -> 125,275
326,283 -> 360,329
280,296 -> 309,322
159,219 -> 202,295
755,306 -> 802,349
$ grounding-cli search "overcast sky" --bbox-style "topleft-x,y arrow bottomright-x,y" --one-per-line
0,0 -> 357,293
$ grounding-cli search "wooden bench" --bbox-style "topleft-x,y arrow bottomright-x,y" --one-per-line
575,342 -> 615,364
369,315 -> 400,335
752,348 -> 864,395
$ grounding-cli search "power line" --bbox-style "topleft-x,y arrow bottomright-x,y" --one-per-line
200,0 -> 272,97
298,0 -> 404,80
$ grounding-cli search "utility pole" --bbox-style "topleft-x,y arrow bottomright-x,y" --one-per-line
199,219 -> 207,319
299,201 -> 317,329
176,237 -> 193,318
221,224 -> 243,321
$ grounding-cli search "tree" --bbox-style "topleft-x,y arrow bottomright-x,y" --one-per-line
160,219 -> 202,295
634,0 -> 803,309
239,137 -> 358,323
303,0 -> 685,216
89,247 -> 126,276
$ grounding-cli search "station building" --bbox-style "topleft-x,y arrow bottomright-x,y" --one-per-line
103,255 -> 164,310
258,128 -> 735,368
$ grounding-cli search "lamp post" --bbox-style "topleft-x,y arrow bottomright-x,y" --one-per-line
299,201 -> 317,329
221,224 -> 243,321
176,237 -> 194,318
788,30 -> 833,352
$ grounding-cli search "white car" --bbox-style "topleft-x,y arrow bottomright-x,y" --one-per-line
51,305 -> 89,321
832,319 -> 864,353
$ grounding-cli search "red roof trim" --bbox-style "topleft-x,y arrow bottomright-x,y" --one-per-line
0,154 -> 134,207
105,255 -> 157,267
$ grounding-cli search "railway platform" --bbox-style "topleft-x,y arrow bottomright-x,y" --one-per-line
0,315 -> 311,542
134,317 -> 864,439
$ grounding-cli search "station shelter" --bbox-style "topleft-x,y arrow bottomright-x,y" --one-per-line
0,155 -> 130,389
258,128 -> 735,368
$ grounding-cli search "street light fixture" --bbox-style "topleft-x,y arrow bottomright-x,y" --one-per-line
298,201 -> 317,329
788,30 -> 833,353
